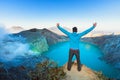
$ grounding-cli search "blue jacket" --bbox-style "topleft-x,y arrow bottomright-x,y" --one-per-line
57,26 -> 95,50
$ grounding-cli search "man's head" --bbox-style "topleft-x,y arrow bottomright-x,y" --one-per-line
72,27 -> 77,32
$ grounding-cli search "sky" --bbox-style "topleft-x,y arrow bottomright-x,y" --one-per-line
0,0 -> 120,32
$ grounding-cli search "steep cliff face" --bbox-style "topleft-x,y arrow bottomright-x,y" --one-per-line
98,35 -> 120,69
39,28 -> 67,45
82,35 -> 120,69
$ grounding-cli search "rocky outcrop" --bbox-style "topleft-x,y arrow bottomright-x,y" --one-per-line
63,61 -> 99,80
40,28 -> 67,45
82,34 -> 120,69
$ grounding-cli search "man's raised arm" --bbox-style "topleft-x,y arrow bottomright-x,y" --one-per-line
78,23 -> 97,37
57,23 -> 70,36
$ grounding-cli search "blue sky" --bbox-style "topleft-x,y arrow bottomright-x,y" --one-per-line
0,0 -> 120,31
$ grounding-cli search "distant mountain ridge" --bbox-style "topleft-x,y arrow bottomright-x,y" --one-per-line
14,28 -> 67,45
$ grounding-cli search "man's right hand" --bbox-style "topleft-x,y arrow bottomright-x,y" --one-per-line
57,23 -> 59,27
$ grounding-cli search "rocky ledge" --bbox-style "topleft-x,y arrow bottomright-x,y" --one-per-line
63,61 -> 99,80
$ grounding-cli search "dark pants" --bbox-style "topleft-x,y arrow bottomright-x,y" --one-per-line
67,49 -> 81,71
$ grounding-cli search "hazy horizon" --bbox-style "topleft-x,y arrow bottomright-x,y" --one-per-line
7,25 -> 120,35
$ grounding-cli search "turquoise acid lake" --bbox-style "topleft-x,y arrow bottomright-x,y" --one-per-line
43,41 -> 120,78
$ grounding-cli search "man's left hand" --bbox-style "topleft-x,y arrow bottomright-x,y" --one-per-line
93,23 -> 97,27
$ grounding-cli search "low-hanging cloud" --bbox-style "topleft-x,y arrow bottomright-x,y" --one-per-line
0,26 -> 34,62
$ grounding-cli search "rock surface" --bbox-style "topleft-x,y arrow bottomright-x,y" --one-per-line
63,61 -> 99,80
82,35 -> 120,69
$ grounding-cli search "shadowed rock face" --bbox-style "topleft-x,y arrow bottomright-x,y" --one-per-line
63,61 -> 99,80
82,35 -> 120,69
40,28 -> 67,45
29,28 -> 37,32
